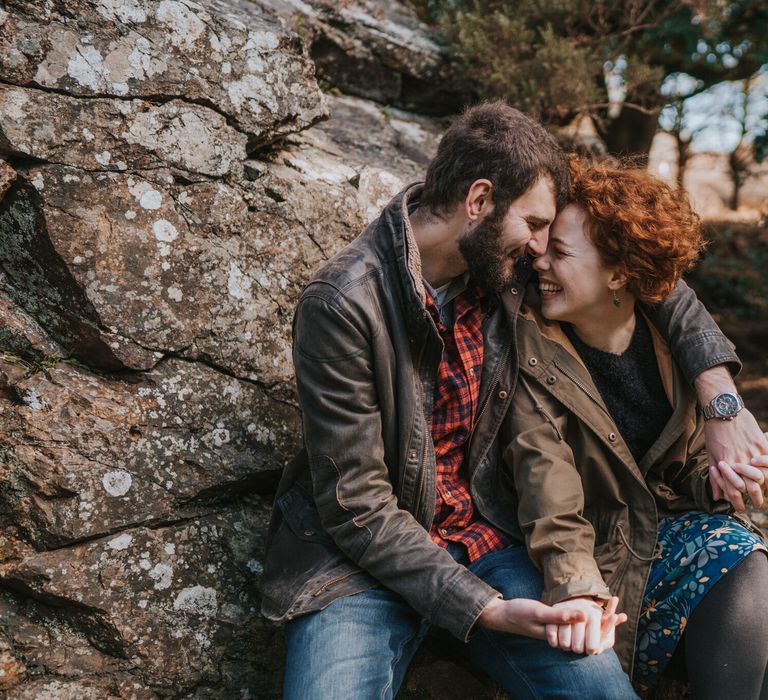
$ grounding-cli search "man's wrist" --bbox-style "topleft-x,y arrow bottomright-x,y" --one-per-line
476,595 -> 506,631
693,365 -> 737,405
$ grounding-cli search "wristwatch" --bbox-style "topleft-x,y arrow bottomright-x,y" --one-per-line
700,391 -> 744,421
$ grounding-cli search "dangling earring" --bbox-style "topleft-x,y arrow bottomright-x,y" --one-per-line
612,289 -> 621,307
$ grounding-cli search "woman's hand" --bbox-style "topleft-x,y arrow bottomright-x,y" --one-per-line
710,460 -> 766,511
545,596 -> 627,655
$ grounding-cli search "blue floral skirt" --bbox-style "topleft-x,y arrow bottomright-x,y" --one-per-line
634,511 -> 767,689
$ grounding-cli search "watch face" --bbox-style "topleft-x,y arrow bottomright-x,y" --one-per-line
713,393 -> 740,417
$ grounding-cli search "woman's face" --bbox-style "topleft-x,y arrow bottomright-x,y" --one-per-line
532,203 -> 619,326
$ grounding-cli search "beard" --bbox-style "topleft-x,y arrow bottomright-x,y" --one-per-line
458,214 -> 517,295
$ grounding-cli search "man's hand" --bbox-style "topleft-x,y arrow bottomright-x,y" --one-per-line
705,413 -> 768,510
544,596 -> 627,655
476,597 -> 586,639
694,367 -> 768,509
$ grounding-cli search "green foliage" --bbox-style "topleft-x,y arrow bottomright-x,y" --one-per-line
439,7 -> 602,122
414,0 -> 768,142
431,0 -> 621,123
687,221 -> 768,319
0,351 -> 68,378
640,1 -> 768,88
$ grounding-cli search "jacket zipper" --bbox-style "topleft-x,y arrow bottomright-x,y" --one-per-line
469,343 -> 511,444
553,360 -> 607,413
462,343 -> 511,534
411,333 -> 431,522
411,414 -> 429,522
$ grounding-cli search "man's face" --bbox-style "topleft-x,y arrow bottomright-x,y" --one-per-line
458,177 -> 556,294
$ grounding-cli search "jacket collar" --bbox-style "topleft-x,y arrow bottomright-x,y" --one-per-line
377,184 -> 429,329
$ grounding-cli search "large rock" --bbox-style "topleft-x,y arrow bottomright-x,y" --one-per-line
0,501 -> 281,697
0,0 -> 327,147
0,95 -> 441,378
0,3 -> 443,689
0,354 -> 298,549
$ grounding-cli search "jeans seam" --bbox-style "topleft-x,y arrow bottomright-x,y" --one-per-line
476,629 -> 543,700
381,622 -> 424,699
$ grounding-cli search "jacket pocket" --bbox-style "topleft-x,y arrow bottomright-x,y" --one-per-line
585,509 -> 627,589
277,482 -> 334,544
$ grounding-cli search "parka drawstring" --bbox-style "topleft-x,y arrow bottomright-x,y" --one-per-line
618,524 -> 661,561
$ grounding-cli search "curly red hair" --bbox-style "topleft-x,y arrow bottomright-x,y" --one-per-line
569,160 -> 703,304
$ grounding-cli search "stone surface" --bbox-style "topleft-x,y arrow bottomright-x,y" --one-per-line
0,355 -> 298,549
0,84 -> 248,177
0,93 -> 441,379
262,0 -> 468,113
0,497 -> 279,697
0,0 -> 444,693
0,157 -> 16,200
0,508 -> 268,691
0,0 -> 327,146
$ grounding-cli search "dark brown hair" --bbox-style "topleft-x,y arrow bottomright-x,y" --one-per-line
420,101 -> 569,218
570,160 -> 704,304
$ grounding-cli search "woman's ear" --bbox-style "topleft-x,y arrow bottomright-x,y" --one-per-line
464,179 -> 493,222
607,268 -> 629,291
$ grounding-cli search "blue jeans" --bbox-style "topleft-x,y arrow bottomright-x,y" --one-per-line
283,545 -> 638,699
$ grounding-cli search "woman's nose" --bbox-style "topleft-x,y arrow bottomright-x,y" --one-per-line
532,254 -> 549,272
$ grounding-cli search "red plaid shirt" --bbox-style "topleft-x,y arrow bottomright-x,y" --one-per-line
425,282 -> 511,562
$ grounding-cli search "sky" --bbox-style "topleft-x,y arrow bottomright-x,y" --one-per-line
658,65 -> 768,152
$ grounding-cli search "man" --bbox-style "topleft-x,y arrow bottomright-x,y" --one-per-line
261,102 -> 767,698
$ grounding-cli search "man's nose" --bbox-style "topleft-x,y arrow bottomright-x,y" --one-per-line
527,229 -> 549,258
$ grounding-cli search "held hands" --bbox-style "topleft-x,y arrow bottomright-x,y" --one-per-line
476,596 -> 586,639
705,414 -> 768,511
695,368 -> 768,511
476,595 -> 626,655
546,596 -> 627,655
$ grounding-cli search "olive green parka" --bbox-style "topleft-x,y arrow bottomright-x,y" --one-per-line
503,289 -> 758,676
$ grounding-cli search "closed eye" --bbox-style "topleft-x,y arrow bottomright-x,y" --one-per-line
525,216 -> 550,233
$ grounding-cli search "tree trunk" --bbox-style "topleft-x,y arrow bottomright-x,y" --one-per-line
603,107 -> 660,163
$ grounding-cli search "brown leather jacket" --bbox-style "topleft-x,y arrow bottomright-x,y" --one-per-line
505,292 -> 756,675
259,185 -> 740,642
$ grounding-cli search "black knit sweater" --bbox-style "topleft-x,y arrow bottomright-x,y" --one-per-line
564,313 -> 673,465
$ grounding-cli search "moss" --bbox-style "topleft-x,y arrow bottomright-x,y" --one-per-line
0,477 -> 24,509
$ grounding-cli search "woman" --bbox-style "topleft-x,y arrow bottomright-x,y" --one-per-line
504,160 -> 768,698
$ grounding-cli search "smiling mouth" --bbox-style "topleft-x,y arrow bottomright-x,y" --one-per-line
539,282 -> 563,296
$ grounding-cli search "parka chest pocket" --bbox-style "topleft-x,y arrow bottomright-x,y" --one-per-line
277,483 -> 334,544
